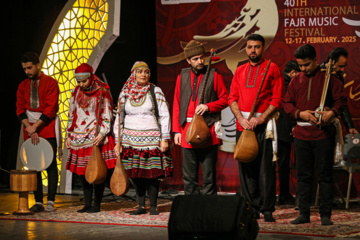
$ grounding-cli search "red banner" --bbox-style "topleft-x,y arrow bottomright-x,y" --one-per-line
156,0 -> 360,194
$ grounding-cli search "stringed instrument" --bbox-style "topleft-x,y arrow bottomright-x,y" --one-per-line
110,98 -> 130,196
315,59 -> 334,127
185,49 -> 216,146
85,88 -> 108,184
234,60 -> 272,162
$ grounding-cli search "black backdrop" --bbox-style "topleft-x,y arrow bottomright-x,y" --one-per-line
0,0 -> 157,185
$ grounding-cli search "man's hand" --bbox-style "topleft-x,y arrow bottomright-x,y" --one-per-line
30,132 -> 39,145
238,117 -> 251,130
316,110 -> 334,126
114,142 -> 122,157
65,138 -> 71,149
195,104 -> 209,115
25,125 -> 37,137
299,110 -> 318,125
174,133 -> 181,145
249,116 -> 267,130
93,134 -> 104,146
349,128 -> 359,138
160,140 -> 169,152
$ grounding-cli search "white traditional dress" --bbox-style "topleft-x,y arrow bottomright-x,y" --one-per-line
114,85 -> 173,178
66,74 -> 116,175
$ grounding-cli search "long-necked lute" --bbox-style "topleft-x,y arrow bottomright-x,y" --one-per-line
234,60 -> 271,162
85,88 -> 108,184
110,98 -> 130,196
185,49 -> 216,146
315,59 -> 334,128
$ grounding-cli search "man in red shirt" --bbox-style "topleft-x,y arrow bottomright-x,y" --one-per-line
228,34 -> 284,222
16,52 -> 59,212
284,44 -> 346,225
172,40 -> 229,195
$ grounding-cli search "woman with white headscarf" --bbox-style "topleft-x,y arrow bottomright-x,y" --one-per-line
114,61 -> 173,215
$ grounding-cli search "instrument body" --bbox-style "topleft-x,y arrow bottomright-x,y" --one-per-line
10,169 -> 37,215
185,50 -> 216,146
234,60 -> 272,162
85,88 -> 108,184
20,137 -> 53,171
110,98 -> 130,196
185,114 -> 210,146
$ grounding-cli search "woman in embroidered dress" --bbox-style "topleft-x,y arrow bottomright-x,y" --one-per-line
65,63 -> 117,213
114,61 -> 172,215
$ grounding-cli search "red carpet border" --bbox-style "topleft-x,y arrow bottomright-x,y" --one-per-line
1,200 -> 360,237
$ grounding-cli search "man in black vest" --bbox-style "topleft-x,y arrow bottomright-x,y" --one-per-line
172,40 -> 229,195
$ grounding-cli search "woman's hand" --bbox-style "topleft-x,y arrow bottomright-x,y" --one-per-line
65,138 -> 71,149
93,134 -> 104,146
114,142 -> 122,157
160,140 -> 169,152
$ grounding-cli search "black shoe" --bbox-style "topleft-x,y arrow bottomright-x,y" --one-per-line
290,215 -> 310,224
150,207 -> 159,215
86,206 -> 100,213
263,211 -> 275,222
130,207 -> 146,215
77,205 -> 92,213
321,216 -> 333,226
30,203 -> 45,212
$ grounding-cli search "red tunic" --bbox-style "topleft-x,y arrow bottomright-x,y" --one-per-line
283,66 -> 346,140
172,69 -> 229,148
16,73 -> 59,140
228,59 -> 284,131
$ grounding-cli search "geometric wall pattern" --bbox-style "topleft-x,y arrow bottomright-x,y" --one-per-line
40,0 -> 109,186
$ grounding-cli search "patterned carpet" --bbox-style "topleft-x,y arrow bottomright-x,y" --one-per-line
1,199 -> 360,238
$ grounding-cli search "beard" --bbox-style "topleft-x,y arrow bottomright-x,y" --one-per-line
248,54 -> 262,63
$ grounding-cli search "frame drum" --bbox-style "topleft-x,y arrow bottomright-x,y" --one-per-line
10,170 -> 37,215
20,137 -> 53,171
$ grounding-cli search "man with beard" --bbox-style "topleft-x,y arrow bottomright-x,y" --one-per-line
228,34 -> 284,222
321,47 -> 358,137
284,44 -> 346,225
16,52 -> 60,212
172,40 -> 229,195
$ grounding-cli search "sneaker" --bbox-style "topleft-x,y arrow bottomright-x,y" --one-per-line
45,201 -> 55,212
30,203 -> 45,212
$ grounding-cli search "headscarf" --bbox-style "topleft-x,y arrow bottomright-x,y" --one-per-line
120,61 -> 151,100
74,63 -> 110,108
68,63 -> 114,134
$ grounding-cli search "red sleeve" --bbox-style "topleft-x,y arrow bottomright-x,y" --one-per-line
268,63 -> 284,110
16,81 -> 27,118
228,68 -> 240,106
42,78 -> 59,119
283,75 -> 300,120
206,72 -> 229,113
172,74 -> 181,133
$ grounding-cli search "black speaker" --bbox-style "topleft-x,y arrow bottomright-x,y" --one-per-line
168,195 -> 259,240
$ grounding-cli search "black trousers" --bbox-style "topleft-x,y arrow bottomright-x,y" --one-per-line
34,138 -> 58,203
182,145 -> 218,195
277,139 -> 292,197
236,125 -> 276,213
294,137 -> 334,217
132,178 -> 160,208
79,175 -> 105,208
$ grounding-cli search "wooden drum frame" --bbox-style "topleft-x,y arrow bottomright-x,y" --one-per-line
10,170 -> 37,215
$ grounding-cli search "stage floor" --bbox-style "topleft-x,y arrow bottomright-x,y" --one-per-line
0,187 -> 359,240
